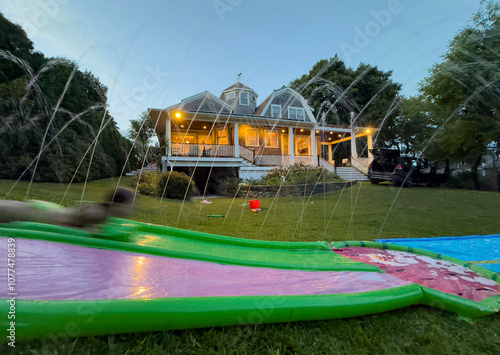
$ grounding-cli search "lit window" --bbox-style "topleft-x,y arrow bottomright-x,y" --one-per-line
288,107 -> 305,120
246,128 -> 258,146
172,135 -> 195,144
217,129 -> 228,145
296,136 -> 309,155
265,129 -> 278,148
271,104 -> 281,118
239,92 -> 249,106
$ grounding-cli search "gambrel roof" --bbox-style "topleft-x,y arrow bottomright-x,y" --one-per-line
178,91 -> 233,114
256,87 -> 316,123
158,84 -> 315,123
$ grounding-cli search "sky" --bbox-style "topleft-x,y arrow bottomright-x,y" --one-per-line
0,0 -> 484,135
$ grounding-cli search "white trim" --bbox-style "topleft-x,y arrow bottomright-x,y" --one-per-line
234,123 -> 240,157
221,86 -> 258,98
288,107 -> 305,121
245,127 -> 259,147
258,87 -> 316,123
239,91 -> 249,106
264,129 -> 279,148
271,104 -> 281,118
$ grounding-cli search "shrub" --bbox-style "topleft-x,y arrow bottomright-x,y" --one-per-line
447,171 -> 475,190
263,163 -> 341,185
158,171 -> 196,200
266,176 -> 283,186
135,171 -> 161,196
223,177 -> 243,197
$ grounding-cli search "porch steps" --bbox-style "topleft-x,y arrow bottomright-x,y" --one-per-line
335,167 -> 369,181
126,166 -> 159,176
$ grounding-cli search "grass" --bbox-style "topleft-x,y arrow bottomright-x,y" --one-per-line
1,178 -> 500,354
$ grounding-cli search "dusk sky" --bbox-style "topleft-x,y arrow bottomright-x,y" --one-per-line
1,0 -> 483,135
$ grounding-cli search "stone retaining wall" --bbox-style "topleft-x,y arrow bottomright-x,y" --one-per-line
238,181 -> 355,198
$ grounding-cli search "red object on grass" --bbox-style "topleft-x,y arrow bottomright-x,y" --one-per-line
249,200 -> 261,209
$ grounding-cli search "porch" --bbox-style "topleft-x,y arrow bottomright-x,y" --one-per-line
169,143 -> 315,166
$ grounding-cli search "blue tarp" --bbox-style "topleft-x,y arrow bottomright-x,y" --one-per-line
376,234 -> 500,272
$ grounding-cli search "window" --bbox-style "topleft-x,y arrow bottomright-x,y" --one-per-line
288,107 -> 305,121
271,104 -> 281,118
172,135 -> 195,144
265,129 -> 278,148
217,129 -> 228,145
246,128 -> 258,146
296,136 -> 309,155
226,92 -> 236,100
239,92 -> 249,106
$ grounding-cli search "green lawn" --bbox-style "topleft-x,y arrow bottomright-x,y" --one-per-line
1,178 -> 500,354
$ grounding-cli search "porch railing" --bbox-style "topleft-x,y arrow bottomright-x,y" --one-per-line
294,155 -> 314,165
351,157 -> 372,175
254,155 -> 314,166
171,143 -> 235,157
240,145 -> 254,162
254,155 -> 291,166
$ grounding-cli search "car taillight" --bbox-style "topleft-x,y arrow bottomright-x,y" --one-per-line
396,165 -> 403,169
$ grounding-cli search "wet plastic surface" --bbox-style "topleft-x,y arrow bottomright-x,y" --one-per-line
0,237 -> 411,301
336,247 -> 500,302
377,234 -> 500,272
377,235 -> 500,261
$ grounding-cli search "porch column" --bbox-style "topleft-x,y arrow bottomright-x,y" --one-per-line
234,123 -> 240,157
289,128 -> 294,165
310,129 -> 317,165
367,132 -> 373,158
351,129 -> 358,159
328,144 -> 333,164
350,112 -> 357,160
165,117 -> 171,156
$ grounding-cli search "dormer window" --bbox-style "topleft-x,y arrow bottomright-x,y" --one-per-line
288,107 -> 305,120
271,104 -> 281,118
226,92 -> 236,100
239,92 -> 249,106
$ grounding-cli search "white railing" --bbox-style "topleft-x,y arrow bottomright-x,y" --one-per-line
171,144 -> 235,157
351,157 -> 373,174
255,155 -> 292,166
253,155 -> 314,166
240,145 -> 254,162
294,155 -> 314,165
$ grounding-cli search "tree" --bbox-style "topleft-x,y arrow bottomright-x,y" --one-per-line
127,111 -> 157,169
420,0 -> 500,188
0,12 -> 130,182
385,97 -> 438,155
290,56 -> 402,147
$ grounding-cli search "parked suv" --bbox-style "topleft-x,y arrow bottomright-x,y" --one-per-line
367,148 -> 448,187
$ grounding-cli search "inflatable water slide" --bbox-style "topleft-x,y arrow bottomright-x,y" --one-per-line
1,219 -> 499,341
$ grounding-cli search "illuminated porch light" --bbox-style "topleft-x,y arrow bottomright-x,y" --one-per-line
316,130 -> 319,133
338,134 -> 341,137
174,112 -> 182,119
300,129 -> 304,132
282,129 -> 285,133
203,126 -> 207,129
180,125 -> 184,128
366,129 -> 371,133
329,137 -> 332,140
330,131 -> 333,134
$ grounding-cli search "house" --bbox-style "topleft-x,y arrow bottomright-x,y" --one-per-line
148,82 -> 374,192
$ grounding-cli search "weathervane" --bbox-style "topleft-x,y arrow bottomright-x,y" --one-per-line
237,73 -> 242,82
